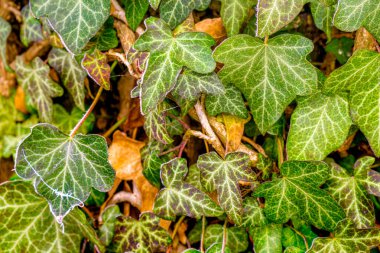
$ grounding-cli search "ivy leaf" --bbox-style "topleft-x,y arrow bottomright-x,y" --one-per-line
256,0 -> 307,37
159,0 -> 211,29
111,212 -> 172,253
15,123 -> 115,222
15,57 -> 64,122
125,0 -> 150,31
324,50 -> 380,156
310,1 -> 335,41
52,104 -> 95,134
356,157 -> 380,197
134,17 -> 216,114
205,84 -> 248,119
282,227 -> 306,251
308,219 -> 380,253
214,34 -> 317,133
287,92 -> 351,160
149,0 -> 161,10
30,0 -> 110,54
0,181 -> 104,252
144,101 -> 174,145
220,0 -> 255,36
48,48 -> 86,110
197,152 -> 255,224
327,157 -> 377,228
241,196 -> 267,228
250,224 -> 283,253
0,17 -> 11,68
20,5 -> 44,47
153,158 -> 224,220
82,49 -> 111,90
333,0 -> 380,41
87,17 -> 118,51
204,224 -> 249,252
254,160 -> 345,231
99,205 -> 122,246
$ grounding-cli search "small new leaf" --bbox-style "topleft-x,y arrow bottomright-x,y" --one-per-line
214,34 -> 317,133
254,160 -> 345,231
15,57 -> 64,122
15,124 -> 115,222
82,49 -> 111,90
48,48 -> 86,110
111,212 -> 172,253
30,0 -> 110,54
220,0 -> 255,36
308,219 -> 380,253
153,158 -> 224,220
134,17 -> 216,114
197,152 -> 255,224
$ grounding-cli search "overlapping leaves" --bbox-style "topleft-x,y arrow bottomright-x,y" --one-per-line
134,17 -> 216,114
220,0 -> 255,36
15,124 -> 115,222
153,158 -> 224,220
254,160 -> 345,231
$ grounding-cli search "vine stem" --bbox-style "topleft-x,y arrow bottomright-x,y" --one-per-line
200,216 -> 206,253
103,115 -> 128,138
171,216 -> 186,239
69,87 -> 103,138
221,219 -> 228,253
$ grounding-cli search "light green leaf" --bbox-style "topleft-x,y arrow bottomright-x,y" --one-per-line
287,92 -> 351,160
214,33 -> 317,133
153,158 -> 224,220
99,205 -> 122,246
206,243 -> 232,253
220,0 -> 255,36
159,0 -> 211,29
311,1 -> 335,41
204,224 -> 249,252
355,157 -> 380,197
15,123 -> 115,222
111,212 -> 172,253
0,91 -> 25,137
197,152 -> 255,224
48,48 -> 86,110
0,17 -> 10,68
52,104 -> 95,134
20,5 -> 44,47
241,196 -> 267,228
250,223 -> 283,253
256,0 -> 307,37
30,0 -> 110,54
285,247 -> 304,253
327,158 -> 376,229
125,0 -> 150,31
15,57 -> 64,122
82,49 -> 111,90
134,17 -> 216,114
308,219 -> 380,253
87,17 -> 119,51
205,84 -> 248,119
333,0 -> 380,41
324,50 -> 380,156
282,227 -> 306,251
0,181 -> 104,253
254,160 -> 345,231
149,0 -> 161,10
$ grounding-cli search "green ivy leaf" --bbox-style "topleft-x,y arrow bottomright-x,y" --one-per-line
87,17 -> 118,51
30,0 -> 110,54
0,17 -> 10,69
48,48 -> 86,110
197,152 -> 255,224
99,205 -> 122,246
15,57 -> 64,122
82,49 -> 111,90
185,164 -> 206,192
241,196 -> 267,228
282,227 -> 306,251
324,50 -> 380,156
333,0 -> 380,41
0,181 -> 104,253
254,160 -> 345,231
250,223 -> 283,253
15,124 -> 115,222
20,5 -> 44,47
111,212 -> 172,253
52,104 -> 95,134
149,0 -> 161,10
205,84 -> 248,119
125,0 -> 150,31
220,0 -> 255,36
356,158 -> 380,197
144,102 -> 174,144
327,157 -> 377,228
310,1 -> 335,41
204,224 -> 248,252
159,0 -> 211,29
134,17 -> 216,114
188,219 -> 204,244
214,34 -> 317,133
287,92 -> 351,160
256,0 -> 307,37
308,219 -> 380,253
153,158 -> 224,220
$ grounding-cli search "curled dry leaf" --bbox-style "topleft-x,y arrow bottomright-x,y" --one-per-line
222,114 -> 246,153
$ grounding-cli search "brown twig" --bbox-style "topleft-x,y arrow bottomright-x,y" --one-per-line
241,136 -> 267,157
